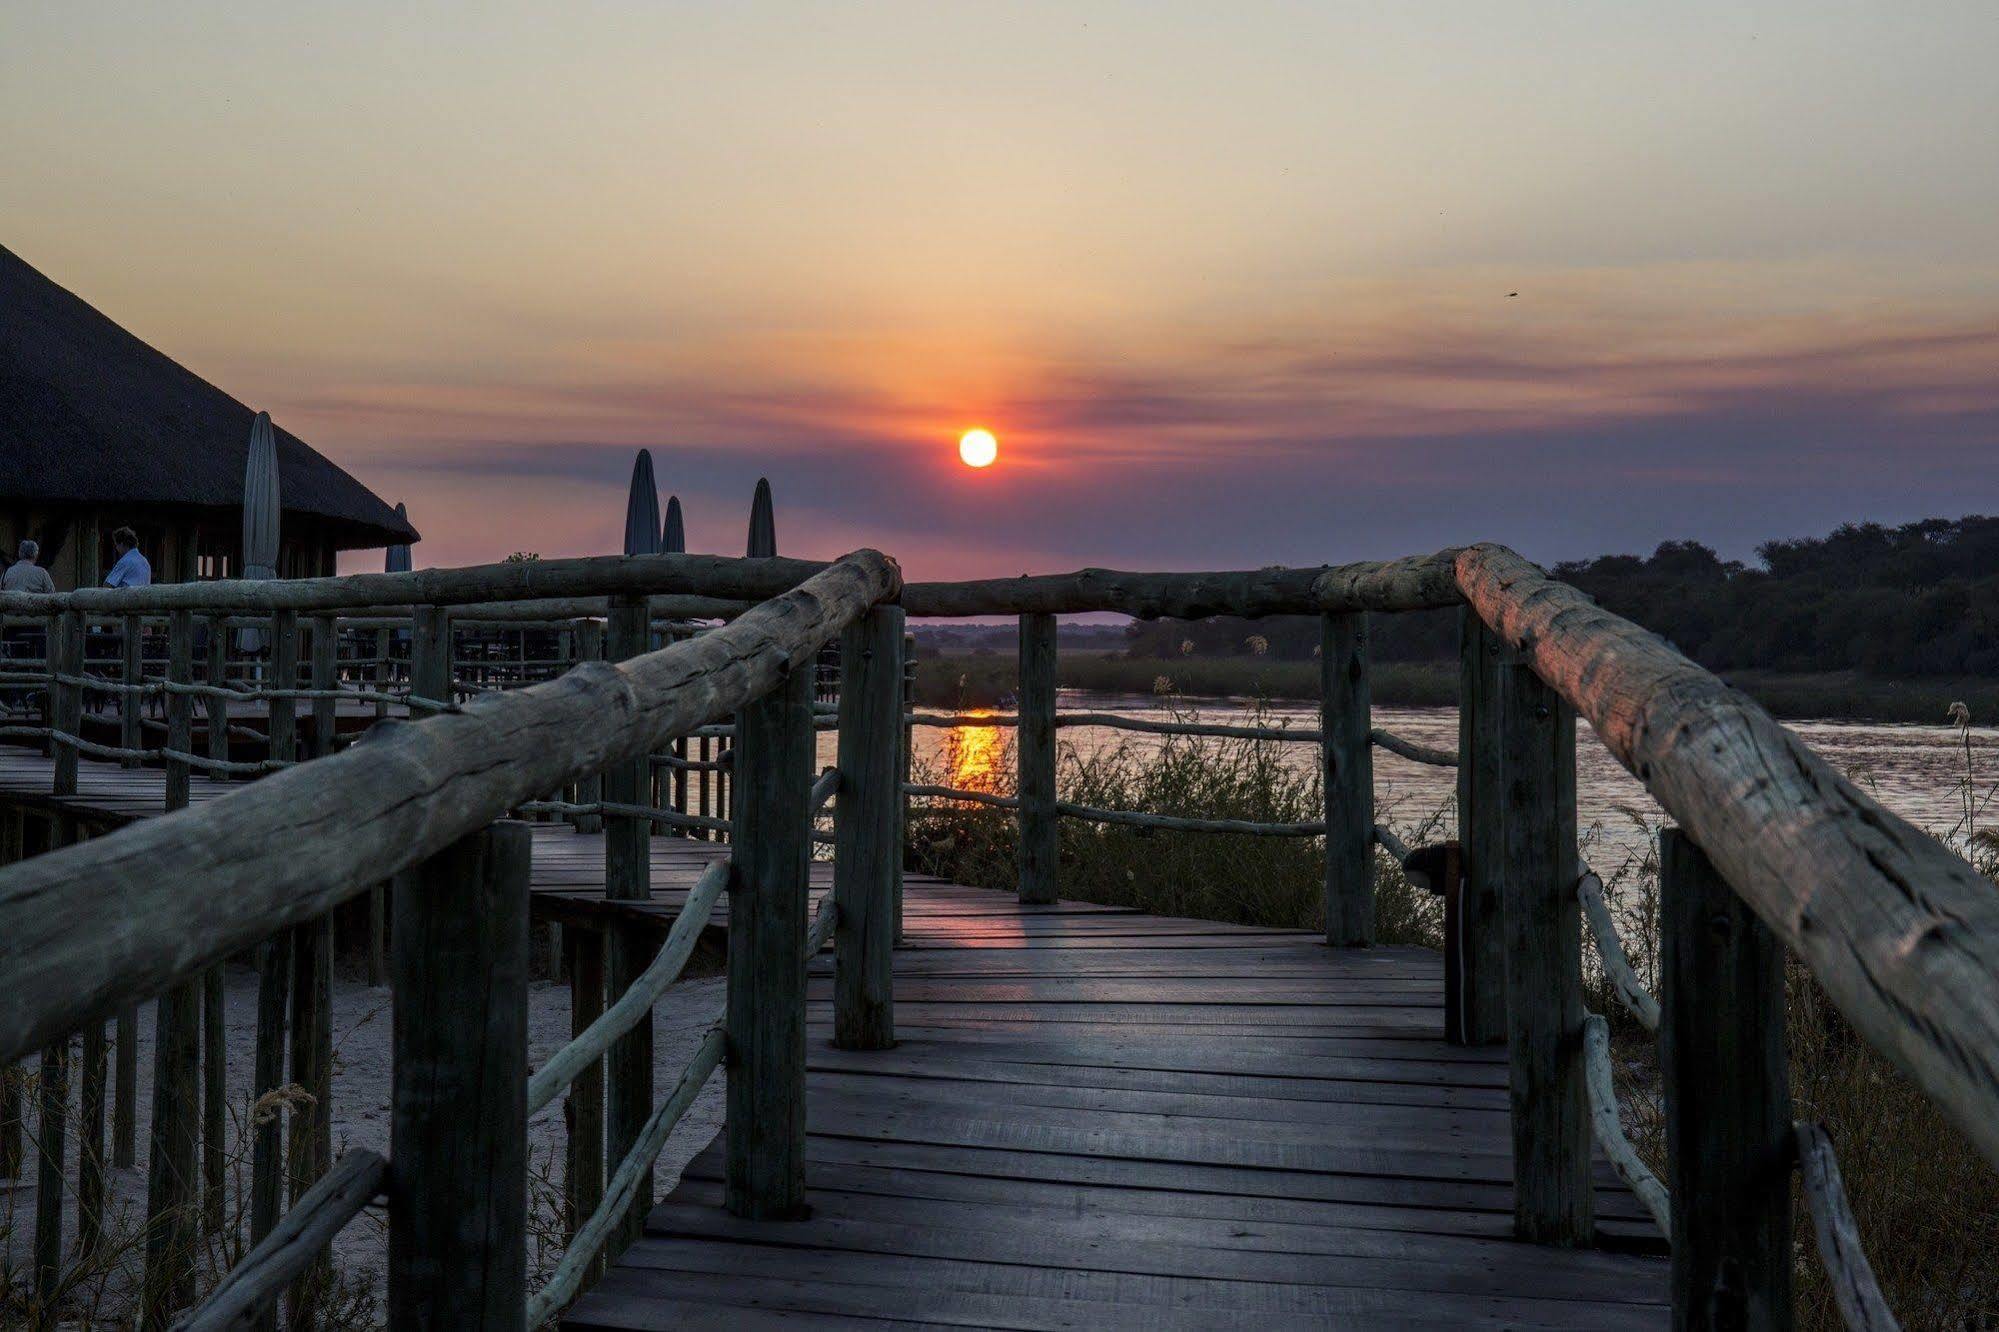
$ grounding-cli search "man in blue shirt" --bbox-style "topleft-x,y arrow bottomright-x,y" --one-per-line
105,526 -> 152,588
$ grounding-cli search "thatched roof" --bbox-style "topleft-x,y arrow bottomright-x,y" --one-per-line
0,244 -> 418,550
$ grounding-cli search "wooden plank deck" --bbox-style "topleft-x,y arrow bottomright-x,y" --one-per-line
0,744 -> 1671,1328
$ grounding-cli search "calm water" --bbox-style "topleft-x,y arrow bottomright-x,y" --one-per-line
862,692 -> 1999,878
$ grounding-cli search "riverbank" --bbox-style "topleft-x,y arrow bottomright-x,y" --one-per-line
914,655 -> 1999,725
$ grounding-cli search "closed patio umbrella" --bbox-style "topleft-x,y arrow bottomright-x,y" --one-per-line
384,502 -> 412,574
624,450 -> 661,556
237,411 -> 280,651
661,495 -> 685,554
746,478 -> 775,557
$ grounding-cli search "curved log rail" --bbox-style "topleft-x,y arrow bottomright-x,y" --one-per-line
1456,543 -> 1999,1167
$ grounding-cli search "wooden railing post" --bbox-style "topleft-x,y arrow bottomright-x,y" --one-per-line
834,605 -> 903,1050
899,631 -> 915,943
141,978 -> 201,1327
574,620 -> 605,833
52,608 -> 82,796
204,611 -> 230,778
1661,828 -> 1793,1328
120,612 -> 143,767
3,807 -> 24,1184
1321,612 -> 1374,945
603,594 -> 655,1251
137,610 -> 204,1326
389,821 -> 530,1331
24,808 -> 66,1308
34,1025 -> 67,1308
268,609 -> 298,765
1496,653 -> 1592,1245
727,663 -> 813,1220
309,614 -> 337,759
1450,608 -> 1509,1044
281,617 -> 334,1326
1016,612 -> 1058,905
409,605 -> 450,717
373,625 -> 393,722
165,610 -> 193,810
564,927 -> 607,1281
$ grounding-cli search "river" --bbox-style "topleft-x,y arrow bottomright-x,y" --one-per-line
881,693 -> 1999,883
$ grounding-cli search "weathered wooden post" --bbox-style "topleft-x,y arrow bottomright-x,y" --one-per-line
574,619 -> 605,834
34,1025 -> 67,1307
389,821 -> 530,1331
1496,651 -> 1591,1245
300,616 -> 339,1191
1321,612 -> 1374,945
165,611 -> 194,810
310,614 -> 337,758
834,605 -> 903,1049
373,625 -> 393,722
268,609 -> 299,764
1016,612 -> 1058,905
52,609 -> 82,796
0,806 -> 18,1187
248,927 -> 288,1328
727,663 -> 813,1219
273,614 -> 333,1324
899,631 -> 916,943
204,611 -> 230,777
564,927 -> 607,1278
120,612 -> 143,767
141,978 -> 202,1327
1661,828 -> 1792,1328
1450,609 -> 1510,1044
603,594 -> 655,1250
78,1015 -> 106,1260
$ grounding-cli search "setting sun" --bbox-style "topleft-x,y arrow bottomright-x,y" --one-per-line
958,428 -> 998,468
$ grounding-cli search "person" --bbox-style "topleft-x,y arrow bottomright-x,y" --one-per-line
104,526 -> 151,588
1,539 -> 54,594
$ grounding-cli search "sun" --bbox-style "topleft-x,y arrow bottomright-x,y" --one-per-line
958,428 -> 998,468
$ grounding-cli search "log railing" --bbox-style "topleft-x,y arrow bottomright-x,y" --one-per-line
0,542 -> 1980,1328
0,550 -> 901,1328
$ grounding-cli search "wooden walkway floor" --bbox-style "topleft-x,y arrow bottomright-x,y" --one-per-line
0,745 -> 1671,1328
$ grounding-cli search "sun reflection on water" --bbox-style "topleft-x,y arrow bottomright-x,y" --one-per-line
943,713 -> 1006,794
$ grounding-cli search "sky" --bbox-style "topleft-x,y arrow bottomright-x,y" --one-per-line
5,3 -> 1998,579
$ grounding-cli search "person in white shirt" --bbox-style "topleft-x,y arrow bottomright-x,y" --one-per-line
105,526 -> 151,588
1,539 -> 55,594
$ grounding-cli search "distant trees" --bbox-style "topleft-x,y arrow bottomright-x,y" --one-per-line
1123,516 -> 1999,680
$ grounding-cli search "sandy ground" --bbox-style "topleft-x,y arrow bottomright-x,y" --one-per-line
1,954 -> 727,1326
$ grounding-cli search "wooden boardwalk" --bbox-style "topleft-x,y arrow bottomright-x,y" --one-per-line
0,745 -> 1671,1328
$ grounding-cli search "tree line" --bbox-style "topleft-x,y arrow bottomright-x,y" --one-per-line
1125,516 -> 1999,679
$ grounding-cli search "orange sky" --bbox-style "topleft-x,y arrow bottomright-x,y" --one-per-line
5,4 -> 1997,575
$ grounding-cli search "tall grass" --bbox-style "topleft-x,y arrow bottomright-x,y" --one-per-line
908,719 -> 1999,1330
906,706 -> 1443,942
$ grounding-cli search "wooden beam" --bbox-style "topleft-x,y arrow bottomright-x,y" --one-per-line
389,822 -> 529,1331
0,551 -> 838,616
1497,651 -> 1590,1245
1016,613 -> 1058,906
1321,613 -> 1373,946
602,594 -> 653,1254
564,928 -> 606,1284
142,978 -> 201,1325
1662,828 -> 1792,1328
727,663 -> 813,1220
1450,609 -> 1509,1045
834,606 -> 903,1049
900,551 -> 1465,618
